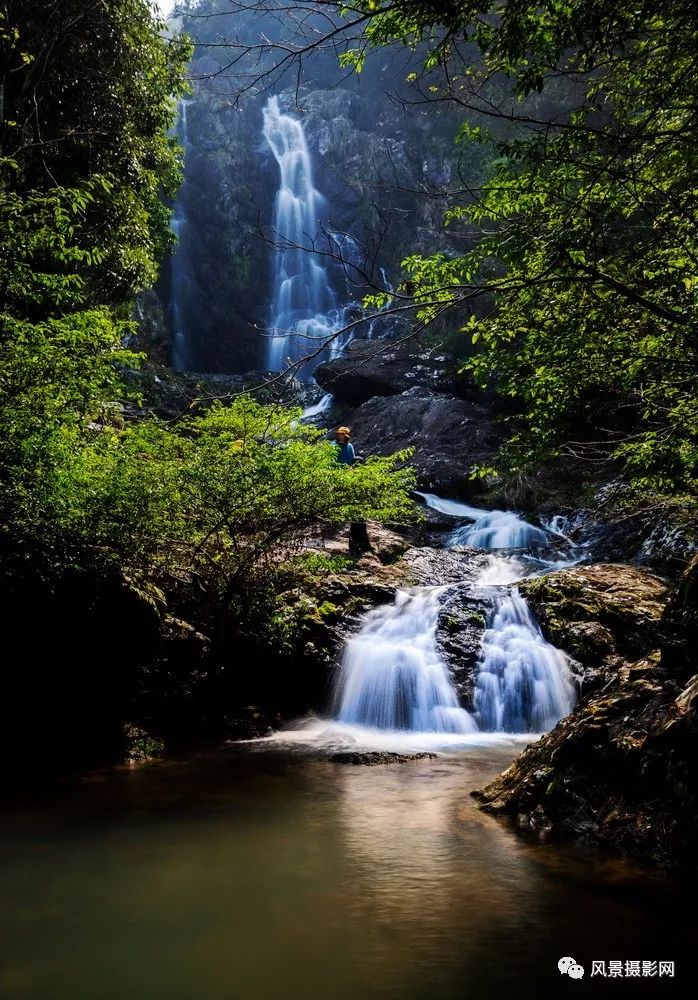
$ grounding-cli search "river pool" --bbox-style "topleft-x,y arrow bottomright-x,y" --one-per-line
0,740 -> 693,998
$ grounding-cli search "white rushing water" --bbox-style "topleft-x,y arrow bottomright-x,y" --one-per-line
263,96 -> 353,374
474,588 -> 576,733
333,588 -> 477,734
415,491 -> 549,550
451,512 -> 549,550
301,392 -> 334,421
324,493 -> 579,743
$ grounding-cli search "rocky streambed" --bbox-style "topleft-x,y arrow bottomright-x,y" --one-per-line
42,346 -> 696,872
273,488 -> 697,871
474,556 -> 697,868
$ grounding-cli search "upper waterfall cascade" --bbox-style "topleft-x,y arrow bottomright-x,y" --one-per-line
263,96 -> 353,374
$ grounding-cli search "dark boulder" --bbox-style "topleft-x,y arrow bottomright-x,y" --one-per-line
314,339 -> 481,404
341,388 -> 501,496
436,592 -> 490,708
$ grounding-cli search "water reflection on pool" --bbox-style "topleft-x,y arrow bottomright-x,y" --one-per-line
0,743 -> 693,998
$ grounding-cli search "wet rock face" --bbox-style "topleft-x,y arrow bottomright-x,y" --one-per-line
404,546 -> 489,586
474,558 -> 698,869
520,563 -> 669,691
129,289 -> 169,363
329,751 -> 438,765
297,86 -> 476,266
577,482 -> 698,571
402,546 -> 491,708
340,389 -> 501,497
314,340 -> 480,404
473,653 -> 698,868
435,591 -> 490,708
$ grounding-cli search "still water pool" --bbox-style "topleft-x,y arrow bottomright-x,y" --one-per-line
0,741 -> 694,999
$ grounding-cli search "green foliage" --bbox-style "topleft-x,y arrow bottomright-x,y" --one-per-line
1,2 -> 417,648
286,551 -> 354,578
56,399 -> 415,574
347,1 -> 698,503
0,174 -> 140,527
1,1 -> 191,530
1,0 -> 192,301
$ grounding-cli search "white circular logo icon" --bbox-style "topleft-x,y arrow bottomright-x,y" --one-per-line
558,957 -> 585,979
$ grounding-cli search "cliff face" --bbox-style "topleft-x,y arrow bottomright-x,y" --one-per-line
156,88 -> 274,373
151,3 -> 484,373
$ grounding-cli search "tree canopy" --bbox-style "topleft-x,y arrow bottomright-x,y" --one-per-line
350,1 -> 698,501
217,0 -> 696,505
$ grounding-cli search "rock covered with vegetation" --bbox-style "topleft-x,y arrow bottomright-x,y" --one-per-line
474,558 -> 697,868
520,564 -> 669,691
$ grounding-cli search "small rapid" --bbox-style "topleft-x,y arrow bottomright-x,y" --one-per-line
416,491 -> 549,550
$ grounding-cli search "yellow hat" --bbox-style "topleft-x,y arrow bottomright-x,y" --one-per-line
336,426 -> 351,439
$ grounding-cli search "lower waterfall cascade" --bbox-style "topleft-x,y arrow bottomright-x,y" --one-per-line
333,589 -> 477,734
475,588 -> 576,733
329,494 -> 580,740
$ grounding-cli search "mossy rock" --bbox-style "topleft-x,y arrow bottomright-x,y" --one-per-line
520,563 -> 669,670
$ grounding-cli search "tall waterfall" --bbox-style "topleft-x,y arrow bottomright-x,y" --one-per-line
170,101 -> 192,371
333,589 -> 477,734
474,589 -> 576,733
263,96 -> 351,374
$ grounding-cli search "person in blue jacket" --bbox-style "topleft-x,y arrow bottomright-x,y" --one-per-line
334,426 -> 372,552
335,426 -> 355,465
